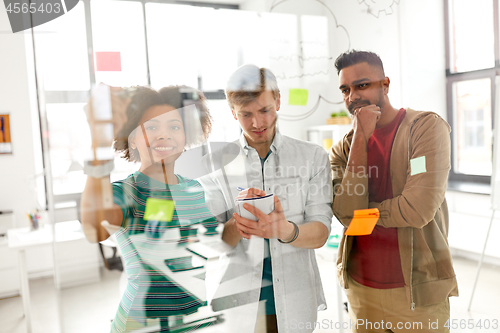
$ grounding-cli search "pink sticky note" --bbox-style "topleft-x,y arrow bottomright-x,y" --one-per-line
95,52 -> 121,72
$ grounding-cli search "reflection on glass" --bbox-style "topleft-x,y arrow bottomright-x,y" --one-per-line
33,2 -> 90,91
146,4 -> 211,89
146,4 -> 244,90
79,86 -> 221,332
46,103 -> 90,194
263,12 -> 299,80
91,0 -> 148,87
46,103 -> 138,195
454,78 -> 492,176
450,0 -> 495,72
300,15 -> 329,84
205,100 -> 240,143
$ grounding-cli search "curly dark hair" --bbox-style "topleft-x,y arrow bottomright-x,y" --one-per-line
113,85 -> 212,162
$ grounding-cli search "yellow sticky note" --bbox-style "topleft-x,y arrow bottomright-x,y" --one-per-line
144,198 -> 174,222
322,138 -> 333,151
288,88 -> 309,106
410,156 -> 427,176
345,208 -> 380,236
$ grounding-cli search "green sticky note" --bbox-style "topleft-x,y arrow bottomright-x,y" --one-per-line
144,198 -> 174,222
410,156 -> 427,176
288,88 -> 309,106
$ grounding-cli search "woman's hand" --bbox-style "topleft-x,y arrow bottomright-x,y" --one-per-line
84,84 -> 131,150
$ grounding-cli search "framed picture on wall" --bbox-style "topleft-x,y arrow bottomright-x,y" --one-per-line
0,114 -> 12,154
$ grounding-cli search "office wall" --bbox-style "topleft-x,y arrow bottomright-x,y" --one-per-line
242,0 -> 445,140
0,9 -> 54,276
447,191 -> 500,264
398,0 -> 447,118
0,9 -> 43,228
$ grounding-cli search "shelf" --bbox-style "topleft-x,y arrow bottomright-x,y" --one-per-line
306,124 -> 353,149
306,124 -> 352,132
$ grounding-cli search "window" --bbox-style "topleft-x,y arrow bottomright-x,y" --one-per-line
33,1 -> 90,91
91,0 -> 149,87
453,78 -> 492,176
32,0 -> 240,210
445,0 -> 499,183
450,0 -> 495,73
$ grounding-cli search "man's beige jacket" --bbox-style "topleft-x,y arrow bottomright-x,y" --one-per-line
330,108 -> 459,310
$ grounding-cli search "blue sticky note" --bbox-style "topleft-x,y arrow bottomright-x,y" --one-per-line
410,156 -> 427,176
144,198 -> 174,222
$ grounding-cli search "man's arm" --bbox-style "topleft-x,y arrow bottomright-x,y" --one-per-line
198,172 -> 237,246
233,197 -> 330,249
298,146 -> 334,248
288,222 -> 329,249
233,148 -> 333,249
331,106 -> 380,226
369,115 -> 451,228
221,217 -> 242,247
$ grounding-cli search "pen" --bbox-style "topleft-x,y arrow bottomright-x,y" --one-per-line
237,187 -> 245,191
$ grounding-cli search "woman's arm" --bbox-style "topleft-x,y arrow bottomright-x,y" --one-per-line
80,172 -> 123,243
80,85 -> 130,243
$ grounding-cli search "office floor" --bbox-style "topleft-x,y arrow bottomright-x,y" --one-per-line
0,248 -> 499,333
314,247 -> 500,333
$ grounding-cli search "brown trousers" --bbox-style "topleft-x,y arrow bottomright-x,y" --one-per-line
345,275 -> 450,333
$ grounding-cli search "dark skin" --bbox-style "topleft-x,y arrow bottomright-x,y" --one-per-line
338,62 -> 399,174
81,87 -> 185,243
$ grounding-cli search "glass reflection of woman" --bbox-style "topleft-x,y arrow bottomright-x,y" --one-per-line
81,86 -> 217,332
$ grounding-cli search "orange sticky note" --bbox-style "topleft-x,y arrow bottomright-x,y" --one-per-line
345,208 -> 380,236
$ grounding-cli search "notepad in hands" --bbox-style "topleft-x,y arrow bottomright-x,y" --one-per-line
236,194 -> 275,221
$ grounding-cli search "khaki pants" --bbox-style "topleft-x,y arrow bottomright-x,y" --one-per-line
345,275 -> 450,333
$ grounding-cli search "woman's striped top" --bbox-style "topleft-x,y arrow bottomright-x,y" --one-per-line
110,171 -> 217,333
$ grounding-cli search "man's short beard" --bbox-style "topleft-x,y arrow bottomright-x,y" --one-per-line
346,91 -> 385,114
347,99 -> 371,114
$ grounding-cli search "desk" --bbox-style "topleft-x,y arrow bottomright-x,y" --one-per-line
7,225 -> 54,333
7,221 -> 100,333
130,228 -> 345,332
126,228 -> 225,332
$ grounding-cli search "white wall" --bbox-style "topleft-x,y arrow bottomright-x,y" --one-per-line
242,0 -> 446,138
0,8 -> 54,276
0,9 -> 44,228
398,0 -> 447,118
446,191 -> 500,264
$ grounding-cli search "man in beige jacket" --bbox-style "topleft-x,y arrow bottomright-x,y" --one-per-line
330,50 -> 458,333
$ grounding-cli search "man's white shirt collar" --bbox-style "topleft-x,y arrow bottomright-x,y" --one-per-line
238,127 -> 283,156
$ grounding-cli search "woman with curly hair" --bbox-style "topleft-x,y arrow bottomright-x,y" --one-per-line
81,85 -> 217,332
